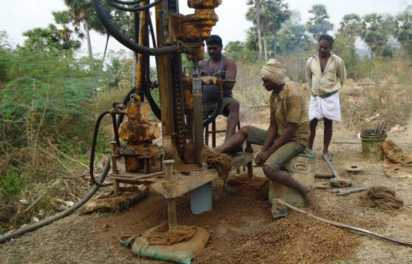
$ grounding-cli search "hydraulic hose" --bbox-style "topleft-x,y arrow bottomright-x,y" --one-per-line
108,0 -> 161,12
111,0 -> 141,5
0,160 -> 111,244
90,111 -> 111,187
94,0 -> 178,55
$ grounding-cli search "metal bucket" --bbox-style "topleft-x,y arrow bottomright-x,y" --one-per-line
361,129 -> 387,161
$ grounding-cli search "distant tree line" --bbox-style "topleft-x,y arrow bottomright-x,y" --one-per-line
225,1 -> 412,62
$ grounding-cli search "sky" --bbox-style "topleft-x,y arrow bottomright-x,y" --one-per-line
0,0 -> 411,56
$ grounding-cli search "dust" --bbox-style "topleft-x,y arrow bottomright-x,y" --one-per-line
361,186 -> 404,211
382,140 -> 412,165
196,213 -> 359,264
80,191 -> 148,215
144,224 -> 197,246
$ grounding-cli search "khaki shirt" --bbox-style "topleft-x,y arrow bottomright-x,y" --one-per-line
270,82 -> 309,147
305,53 -> 346,97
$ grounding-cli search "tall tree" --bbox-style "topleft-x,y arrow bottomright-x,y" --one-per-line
0,31 -> 11,86
306,4 -> 334,40
246,0 -> 291,59
360,14 -> 396,57
338,14 -> 362,43
62,0 -> 96,58
277,20 -> 311,55
22,24 -> 81,53
255,0 -> 263,60
394,6 -> 412,56
61,0 -> 132,62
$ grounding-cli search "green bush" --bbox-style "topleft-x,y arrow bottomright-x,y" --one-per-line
0,167 -> 25,198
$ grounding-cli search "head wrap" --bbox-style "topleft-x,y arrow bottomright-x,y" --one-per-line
260,59 -> 287,85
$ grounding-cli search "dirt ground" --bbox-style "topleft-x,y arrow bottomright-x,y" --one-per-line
1,118 -> 412,263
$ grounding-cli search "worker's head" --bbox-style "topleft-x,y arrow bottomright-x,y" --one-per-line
318,34 -> 334,58
206,35 -> 223,61
260,59 -> 287,92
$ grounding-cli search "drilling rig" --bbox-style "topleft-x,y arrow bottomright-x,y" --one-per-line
91,0 -> 233,217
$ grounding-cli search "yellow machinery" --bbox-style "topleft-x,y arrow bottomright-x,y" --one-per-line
92,0 -> 226,213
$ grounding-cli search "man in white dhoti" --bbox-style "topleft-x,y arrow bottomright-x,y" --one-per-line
305,34 -> 346,160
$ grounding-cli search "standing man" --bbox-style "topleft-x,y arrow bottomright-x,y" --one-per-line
306,34 -> 346,161
199,35 -> 240,142
215,59 -> 312,207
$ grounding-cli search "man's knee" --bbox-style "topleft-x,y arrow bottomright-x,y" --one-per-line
262,164 -> 281,180
310,119 -> 318,128
239,125 -> 253,136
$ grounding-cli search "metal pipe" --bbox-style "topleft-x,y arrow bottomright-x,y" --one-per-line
163,160 -> 177,232
192,65 -> 204,165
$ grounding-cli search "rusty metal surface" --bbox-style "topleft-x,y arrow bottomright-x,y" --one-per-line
187,0 -> 221,9
116,95 -> 163,174
119,96 -> 158,144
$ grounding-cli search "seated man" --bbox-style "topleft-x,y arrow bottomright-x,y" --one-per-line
199,35 -> 239,142
215,59 -> 312,205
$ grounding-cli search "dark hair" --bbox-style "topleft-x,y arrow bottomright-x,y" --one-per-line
206,35 -> 223,47
318,34 -> 334,47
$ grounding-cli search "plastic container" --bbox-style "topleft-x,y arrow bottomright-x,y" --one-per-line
361,129 -> 387,161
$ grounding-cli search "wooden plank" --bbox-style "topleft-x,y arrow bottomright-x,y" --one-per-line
151,170 -> 218,199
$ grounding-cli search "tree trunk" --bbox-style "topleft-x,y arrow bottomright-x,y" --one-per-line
272,24 -> 277,56
263,37 -> 268,61
84,22 -> 93,59
255,0 -> 263,60
101,34 -> 110,66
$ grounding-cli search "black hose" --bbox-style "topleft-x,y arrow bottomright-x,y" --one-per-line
90,111 -> 111,187
108,0 -> 161,12
94,0 -> 178,55
0,160 -> 111,244
111,0 -> 141,5
111,113 -> 121,146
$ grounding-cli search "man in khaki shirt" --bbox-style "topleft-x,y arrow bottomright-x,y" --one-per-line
215,59 -> 312,212
305,34 -> 346,160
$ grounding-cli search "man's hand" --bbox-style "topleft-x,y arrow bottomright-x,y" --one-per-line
255,151 -> 270,166
200,76 -> 218,85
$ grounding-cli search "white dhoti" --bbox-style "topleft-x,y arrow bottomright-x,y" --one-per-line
309,92 -> 341,122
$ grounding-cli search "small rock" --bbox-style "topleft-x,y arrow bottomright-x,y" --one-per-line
65,201 -> 74,207
19,199 -> 29,205
389,125 -> 406,133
